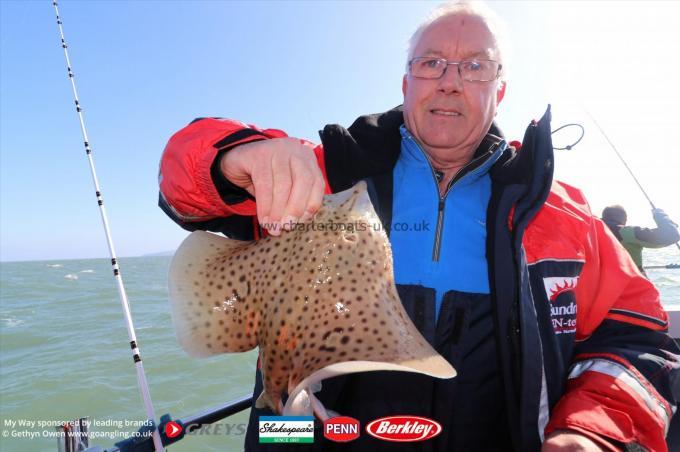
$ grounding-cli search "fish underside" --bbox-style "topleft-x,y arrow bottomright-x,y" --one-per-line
168,182 -> 455,419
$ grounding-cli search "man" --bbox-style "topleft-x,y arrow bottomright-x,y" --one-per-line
602,205 -> 680,273
158,2 -> 679,450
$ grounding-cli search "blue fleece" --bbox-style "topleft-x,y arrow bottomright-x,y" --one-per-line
390,126 -> 503,317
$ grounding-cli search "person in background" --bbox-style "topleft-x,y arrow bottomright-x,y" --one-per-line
602,205 -> 680,273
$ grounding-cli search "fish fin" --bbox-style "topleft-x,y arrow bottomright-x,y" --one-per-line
316,358 -> 455,379
254,390 -> 270,409
347,181 -> 374,216
282,386 -> 334,421
309,391 -> 332,422
323,181 -> 373,217
286,357 -> 452,420
168,230 -> 258,357
309,381 -> 322,393
255,390 -> 283,414
283,388 -> 313,417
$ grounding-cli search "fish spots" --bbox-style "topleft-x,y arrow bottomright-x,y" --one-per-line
170,183 -> 452,415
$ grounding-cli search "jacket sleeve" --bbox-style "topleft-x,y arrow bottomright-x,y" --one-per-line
625,209 -> 680,248
545,210 -> 680,450
158,117 -> 329,236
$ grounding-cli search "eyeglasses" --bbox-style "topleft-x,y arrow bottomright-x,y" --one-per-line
408,57 -> 502,82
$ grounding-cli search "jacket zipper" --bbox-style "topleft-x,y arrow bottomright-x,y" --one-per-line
433,196 -> 446,261
428,144 -> 499,262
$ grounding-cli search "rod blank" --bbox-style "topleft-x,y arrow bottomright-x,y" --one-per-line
51,2 -> 164,450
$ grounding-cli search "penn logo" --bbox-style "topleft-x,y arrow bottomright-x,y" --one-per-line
365,416 -> 441,442
323,416 -> 360,442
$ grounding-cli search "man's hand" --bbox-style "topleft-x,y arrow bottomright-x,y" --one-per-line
542,430 -> 606,451
220,137 -> 325,236
652,207 -> 678,226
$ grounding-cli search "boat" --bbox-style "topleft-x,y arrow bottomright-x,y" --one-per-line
59,306 -> 680,451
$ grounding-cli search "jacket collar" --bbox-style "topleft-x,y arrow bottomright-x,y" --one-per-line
345,104 -> 507,160
398,124 -> 505,187
319,104 -> 553,200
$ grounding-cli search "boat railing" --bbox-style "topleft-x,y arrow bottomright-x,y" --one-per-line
59,394 -> 254,452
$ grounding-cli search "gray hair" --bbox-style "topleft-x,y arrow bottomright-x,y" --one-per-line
406,0 -> 510,80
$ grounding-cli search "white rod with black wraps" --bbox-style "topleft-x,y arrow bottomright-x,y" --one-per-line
50,2 -> 165,450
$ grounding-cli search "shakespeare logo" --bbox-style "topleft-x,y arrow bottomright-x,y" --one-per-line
258,416 -> 314,444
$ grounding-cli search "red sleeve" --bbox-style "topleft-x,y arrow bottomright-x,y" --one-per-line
544,185 -> 674,451
575,217 -> 667,337
159,118 -> 329,222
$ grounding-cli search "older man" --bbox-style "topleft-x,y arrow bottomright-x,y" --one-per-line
159,2 -> 678,451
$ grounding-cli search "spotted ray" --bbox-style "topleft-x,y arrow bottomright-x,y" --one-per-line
168,182 -> 456,418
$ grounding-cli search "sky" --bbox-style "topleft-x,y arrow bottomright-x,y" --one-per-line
1,0 -> 679,262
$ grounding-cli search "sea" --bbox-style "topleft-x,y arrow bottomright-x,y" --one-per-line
1,248 -> 679,452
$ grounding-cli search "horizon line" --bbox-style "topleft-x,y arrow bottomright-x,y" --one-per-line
0,251 -> 174,264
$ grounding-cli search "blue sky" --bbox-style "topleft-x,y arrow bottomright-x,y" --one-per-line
1,1 -> 679,262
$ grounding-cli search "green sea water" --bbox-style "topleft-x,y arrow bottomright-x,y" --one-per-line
1,248 -> 678,451
0,256 -> 254,452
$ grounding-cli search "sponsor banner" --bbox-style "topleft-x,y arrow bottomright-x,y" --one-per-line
366,415 -> 441,442
258,416 -> 314,444
323,416 -> 360,443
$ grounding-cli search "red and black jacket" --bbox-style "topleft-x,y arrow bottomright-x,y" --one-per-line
159,106 -> 679,451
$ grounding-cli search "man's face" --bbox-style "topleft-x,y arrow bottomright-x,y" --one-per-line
402,14 -> 506,158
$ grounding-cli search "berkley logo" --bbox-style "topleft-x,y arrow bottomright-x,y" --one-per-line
323,416 -> 360,442
365,416 -> 442,442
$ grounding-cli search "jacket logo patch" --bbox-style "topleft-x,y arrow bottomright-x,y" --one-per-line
544,277 -> 577,302
543,276 -> 578,334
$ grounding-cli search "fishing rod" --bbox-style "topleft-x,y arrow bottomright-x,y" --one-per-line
644,264 -> 680,270
584,109 -> 680,254
51,2 -> 165,451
